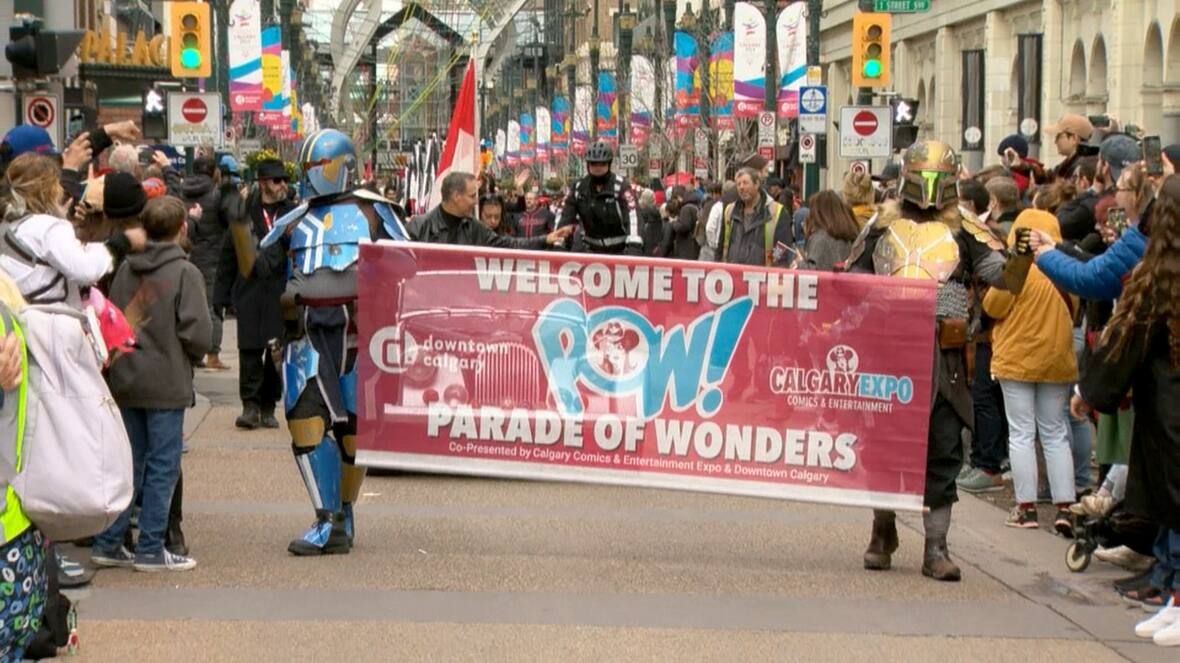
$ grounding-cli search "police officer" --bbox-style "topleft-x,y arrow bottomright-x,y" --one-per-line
558,141 -> 643,255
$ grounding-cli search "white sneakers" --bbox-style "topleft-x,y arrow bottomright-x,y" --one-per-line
1095,545 -> 1157,571
1136,596 -> 1180,647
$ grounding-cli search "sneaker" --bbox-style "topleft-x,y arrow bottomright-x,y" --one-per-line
957,467 -> 1004,493
55,551 -> 95,587
1124,586 -> 1168,612
133,549 -> 197,573
91,546 -> 134,568
1053,509 -> 1075,538
1156,616 -> 1180,647
1005,506 -> 1039,529
957,464 -> 975,481
1135,596 -> 1178,638
1096,545 -> 1157,572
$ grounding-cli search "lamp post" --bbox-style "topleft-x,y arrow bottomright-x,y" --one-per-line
618,3 -> 637,145
589,34 -> 600,140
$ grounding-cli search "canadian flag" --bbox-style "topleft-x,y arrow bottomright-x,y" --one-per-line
428,59 -> 478,210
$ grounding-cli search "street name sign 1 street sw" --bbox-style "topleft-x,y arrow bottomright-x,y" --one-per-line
873,0 -> 930,12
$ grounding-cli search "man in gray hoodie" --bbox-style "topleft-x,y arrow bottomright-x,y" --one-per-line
93,196 -> 212,573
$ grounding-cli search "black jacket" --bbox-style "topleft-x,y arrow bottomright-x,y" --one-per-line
557,173 -> 641,252
639,205 -> 671,257
181,174 -> 231,276
408,204 -> 549,250
1081,317 -> 1180,529
669,202 -> 701,261
1057,189 -> 1102,242
214,189 -> 294,349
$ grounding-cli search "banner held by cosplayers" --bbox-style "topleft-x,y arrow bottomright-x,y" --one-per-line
356,245 -> 937,511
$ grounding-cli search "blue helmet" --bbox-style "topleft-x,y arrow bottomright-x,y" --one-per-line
298,128 -> 357,197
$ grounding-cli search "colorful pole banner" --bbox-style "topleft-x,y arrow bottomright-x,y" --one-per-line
258,26 -> 284,125
227,0 -> 262,112
777,3 -> 808,119
506,119 -> 521,168
495,128 -> 507,164
536,106 -> 551,165
733,1 -> 766,118
551,96 -> 570,161
573,86 -> 591,156
665,56 -> 676,125
356,244 -> 937,511
709,32 -> 735,131
674,32 -> 701,129
629,56 -> 655,147
596,71 -> 618,146
520,113 -> 535,166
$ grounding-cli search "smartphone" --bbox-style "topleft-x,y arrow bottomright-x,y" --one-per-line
1107,207 -> 1128,236
138,147 -> 154,166
1089,115 -> 1111,129
1143,135 -> 1164,176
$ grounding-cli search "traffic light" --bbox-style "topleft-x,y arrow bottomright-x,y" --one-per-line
852,13 -> 891,88
5,18 -> 83,79
891,97 -> 920,149
169,2 -> 212,78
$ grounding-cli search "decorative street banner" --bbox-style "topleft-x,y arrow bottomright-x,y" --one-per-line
596,71 -> 619,146
551,96 -> 570,161
356,244 -> 938,511
665,56 -> 676,125
227,0 -> 263,112
520,113 -> 535,166
258,26 -> 284,125
506,119 -> 521,168
536,106 -> 551,165
710,32 -> 735,131
573,85 -> 591,156
673,32 -> 701,129
494,128 -> 506,164
630,56 -> 656,147
733,2 -> 766,118
777,3 -> 808,119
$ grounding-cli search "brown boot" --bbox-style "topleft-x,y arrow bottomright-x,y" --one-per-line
863,509 -> 899,570
921,505 -> 962,581
205,353 -> 231,370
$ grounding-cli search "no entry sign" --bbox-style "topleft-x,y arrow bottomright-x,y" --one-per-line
839,106 -> 892,159
168,92 -> 223,147
181,98 -> 208,123
852,111 -> 878,137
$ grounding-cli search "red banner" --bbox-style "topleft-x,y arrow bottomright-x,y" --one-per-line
356,245 -> 937,511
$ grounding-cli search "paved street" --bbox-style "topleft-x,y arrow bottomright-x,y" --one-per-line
58,322 -> 1171,662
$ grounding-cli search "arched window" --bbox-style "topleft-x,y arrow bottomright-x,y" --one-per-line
1088,36 -> 1108,100
1068,40 -> 1086,99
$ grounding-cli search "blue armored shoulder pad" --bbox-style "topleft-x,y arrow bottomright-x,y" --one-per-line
260,202 -> 309,248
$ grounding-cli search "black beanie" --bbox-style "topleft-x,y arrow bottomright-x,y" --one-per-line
103,172 -> 147,218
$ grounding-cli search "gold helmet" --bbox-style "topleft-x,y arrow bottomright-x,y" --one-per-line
897,140 -> 960,210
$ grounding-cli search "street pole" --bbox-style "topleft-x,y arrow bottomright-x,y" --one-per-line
804,0 -> 822,200
765,0 -> 778,177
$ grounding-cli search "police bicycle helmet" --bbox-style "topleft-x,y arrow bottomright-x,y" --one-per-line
585,141 -> 614,164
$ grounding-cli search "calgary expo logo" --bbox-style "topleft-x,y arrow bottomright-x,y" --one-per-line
770,344 -> 914,411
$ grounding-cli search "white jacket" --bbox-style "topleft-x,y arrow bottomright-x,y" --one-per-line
0,214 -> 113,307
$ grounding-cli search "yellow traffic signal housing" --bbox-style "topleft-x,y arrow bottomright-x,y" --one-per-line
851,12 -> 891,88
169,1 -> 211,78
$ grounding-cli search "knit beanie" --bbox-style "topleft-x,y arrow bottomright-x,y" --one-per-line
103,172 -> 147,218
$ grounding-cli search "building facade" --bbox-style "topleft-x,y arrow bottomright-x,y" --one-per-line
819,0 -> 1180,183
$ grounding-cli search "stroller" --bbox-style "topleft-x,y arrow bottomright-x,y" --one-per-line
1066,502 -> 1158,572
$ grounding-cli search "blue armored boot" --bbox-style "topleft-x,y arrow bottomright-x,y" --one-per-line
289,426 -> 350,556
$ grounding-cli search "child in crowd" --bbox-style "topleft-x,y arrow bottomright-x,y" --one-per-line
90,196 -> 212,572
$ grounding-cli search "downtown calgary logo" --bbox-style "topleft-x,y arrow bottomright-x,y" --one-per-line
769,345 -> 914,414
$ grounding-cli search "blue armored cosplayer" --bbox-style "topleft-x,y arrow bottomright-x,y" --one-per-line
261,129 -> 407,555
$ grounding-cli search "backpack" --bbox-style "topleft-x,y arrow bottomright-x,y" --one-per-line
720,198 -> 787,266
1,301 -> 133,541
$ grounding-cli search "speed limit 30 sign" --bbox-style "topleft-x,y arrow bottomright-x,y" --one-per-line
618,145 -> 639,170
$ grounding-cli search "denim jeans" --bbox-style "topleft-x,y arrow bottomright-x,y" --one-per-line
970,343 -> 1008,474
1151,527 -> 1180,592
999,380 -> 1076,505
95,408 -> 185,556
1067,326 -> 1093,489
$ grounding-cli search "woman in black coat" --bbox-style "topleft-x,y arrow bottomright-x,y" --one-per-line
1077,176 -> 1180,645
